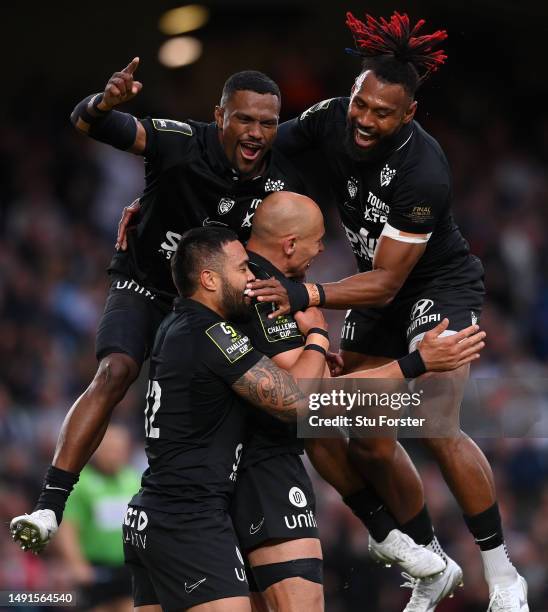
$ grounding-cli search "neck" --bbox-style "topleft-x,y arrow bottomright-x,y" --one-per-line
189,290 -> 225,318
247,239 -> 292,277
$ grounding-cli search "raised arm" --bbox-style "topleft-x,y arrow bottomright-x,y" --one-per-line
70,57 -> 147,154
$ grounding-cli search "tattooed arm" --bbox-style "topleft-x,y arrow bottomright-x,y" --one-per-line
232,356 -> 310,423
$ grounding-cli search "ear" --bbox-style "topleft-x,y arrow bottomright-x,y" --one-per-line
282,236 -> 297,256
403,100 -> 417,124
214,106 -> 224,130
200,269 -> 218,292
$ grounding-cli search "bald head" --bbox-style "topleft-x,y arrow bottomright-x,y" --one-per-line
251,192 -> 323,243
248,191 -> 325,279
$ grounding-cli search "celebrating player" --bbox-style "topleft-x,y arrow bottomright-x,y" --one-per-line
247,10 -> 528,611
9,65 -> 304,549
231,192 -> 486,611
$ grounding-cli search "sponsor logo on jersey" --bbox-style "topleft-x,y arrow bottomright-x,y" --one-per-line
300,98 -> 335,120
152,118 -> 193,136
255,302 -> 301,343
347,177 -> 359,199
206,322 -> 254,363
264,178 -> 285,192
114,278 -> 156,300
289,486 -> 307,508
363,191 -> 390,224
229,443 -> 243,482
218,197 -> 236,215
343,224 -> 377,262
241,198 -> 263,228
407,299 -> 440,336
380,164 -> 396,187
284,509 -> 317,530
159,230 -> 182,260
471,311 -> 478,325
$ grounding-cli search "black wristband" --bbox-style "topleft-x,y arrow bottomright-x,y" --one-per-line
34,465 -> 80,525
304,343 -> 327,357
397,350 -> 427,378
316,284 -> 326,307
89,93 -> 110,116
282,278 -> 310,313
307,327 -> 329,340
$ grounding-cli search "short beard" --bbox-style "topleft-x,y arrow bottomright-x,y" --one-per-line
221,280 -> 253,324
344,120 -> 379,162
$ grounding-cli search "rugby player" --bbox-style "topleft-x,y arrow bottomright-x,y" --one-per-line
9,65 -> 304,548
231,192 -> 486,612
247,10 -> 528,611
122,224 -> 484,611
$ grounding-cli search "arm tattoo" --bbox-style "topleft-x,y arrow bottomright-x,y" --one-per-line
232,356 -> 305,422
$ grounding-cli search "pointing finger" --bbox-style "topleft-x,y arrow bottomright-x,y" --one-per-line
122,57 -> 140,75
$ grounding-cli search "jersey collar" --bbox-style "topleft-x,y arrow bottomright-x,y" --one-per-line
247,250 -> 286,281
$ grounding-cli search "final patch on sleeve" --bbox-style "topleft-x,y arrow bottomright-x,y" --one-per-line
152,118 -> 193,136
405,205 -> 434,224
255,302 -> 302,343
205,322 -> 254,363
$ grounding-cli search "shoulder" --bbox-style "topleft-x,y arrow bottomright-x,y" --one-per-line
299,96 -> 348,125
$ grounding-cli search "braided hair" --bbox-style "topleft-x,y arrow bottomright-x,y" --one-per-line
346,11 -> 447,96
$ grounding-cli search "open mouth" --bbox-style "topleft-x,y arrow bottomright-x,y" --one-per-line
354,125 -> 378,148
239,142 -> 262,162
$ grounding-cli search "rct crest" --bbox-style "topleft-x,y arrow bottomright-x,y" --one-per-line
218,197 -> 235,215
347,177 -> 359,199
380,164 -> 396,187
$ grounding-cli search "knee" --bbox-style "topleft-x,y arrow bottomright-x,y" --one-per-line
420,432 -> 464,454
92,354 -> 139,397
349,438 -> 397,467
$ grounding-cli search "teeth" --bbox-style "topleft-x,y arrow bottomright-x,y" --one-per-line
357,127 -> 374,138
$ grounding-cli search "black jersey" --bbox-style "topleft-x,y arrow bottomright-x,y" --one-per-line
276,97 -> 472,289
130,297 -> 262,514
237,251 -> 305,468
109,118 -> 304,304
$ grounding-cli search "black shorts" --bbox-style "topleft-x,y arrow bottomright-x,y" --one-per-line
123,506 -> 249,610
231,454 -> 318,551
95,275 -> 171,366
340,256 -> 485,359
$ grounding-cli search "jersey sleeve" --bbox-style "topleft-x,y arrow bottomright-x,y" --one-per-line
386,167 -> 451,236
200,321 -> 263,385
140,117 -> 195,182
276,98 -> 339,156
239,301 -> 304,358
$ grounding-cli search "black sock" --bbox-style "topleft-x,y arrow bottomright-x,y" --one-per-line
343,485 -> 398,542
399,505 -> 434,546
463,502 -> 504,551
34,465 -> 79,524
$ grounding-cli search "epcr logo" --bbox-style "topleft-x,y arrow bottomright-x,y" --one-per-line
289,486 -> 307,508
411,299 -> 434,320
221,323 -> 238,338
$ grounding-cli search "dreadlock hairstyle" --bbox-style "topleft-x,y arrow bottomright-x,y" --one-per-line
345,11 -> 447,97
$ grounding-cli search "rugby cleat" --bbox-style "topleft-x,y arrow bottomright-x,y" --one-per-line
10,510 -> 58,554
401,556 -> 463,611
369,529 -> 446,578
487,575 -> 529,612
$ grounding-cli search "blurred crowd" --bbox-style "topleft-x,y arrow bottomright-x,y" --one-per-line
1,34 -> 547,612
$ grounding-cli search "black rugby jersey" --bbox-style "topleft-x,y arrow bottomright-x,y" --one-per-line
276,97 -> 472,288
109,118 -> 304,304
238,251 -> 305,468
130,297 -> 262,514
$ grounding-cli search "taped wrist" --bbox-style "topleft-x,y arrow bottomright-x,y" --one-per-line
306,327 -> 329,340
280,277 -> 309,313
397,350 -> 427,378
34,465 -> 79,524
70,94 -> 137,150
304,343 -> 327,357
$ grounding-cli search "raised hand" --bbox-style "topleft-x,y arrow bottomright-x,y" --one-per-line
101,57 -> 143,110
